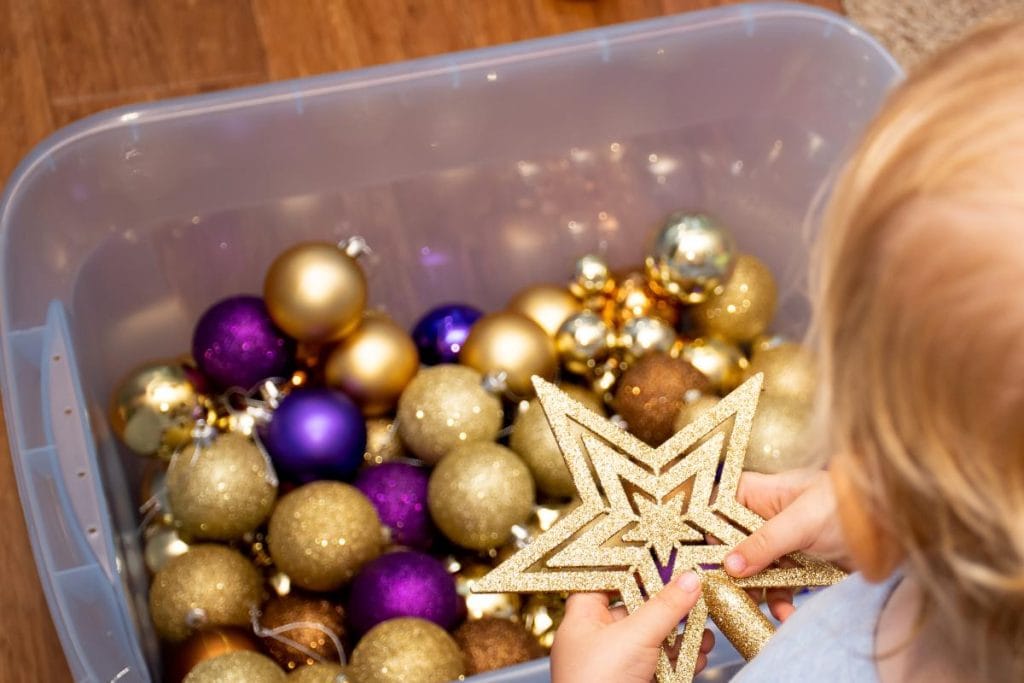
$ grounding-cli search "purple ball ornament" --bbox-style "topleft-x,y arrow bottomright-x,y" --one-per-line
355,463 -> 433,550
411,303 -> 483,365
261,387 -> 367,482
347,550 -> 459,634
192,295 -> 295,390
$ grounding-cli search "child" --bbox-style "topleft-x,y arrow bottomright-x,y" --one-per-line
551,18 -> 1024,683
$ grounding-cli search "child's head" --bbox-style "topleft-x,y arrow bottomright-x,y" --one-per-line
812,17 -> 1024,676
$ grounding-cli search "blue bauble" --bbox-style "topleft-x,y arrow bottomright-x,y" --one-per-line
411,303 -> 483,365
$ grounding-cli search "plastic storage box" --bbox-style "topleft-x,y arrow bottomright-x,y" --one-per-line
0,4 -> 900,681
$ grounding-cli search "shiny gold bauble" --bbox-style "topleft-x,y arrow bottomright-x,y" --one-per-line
264,242 -> 367,343
745,342 -> 816,405
110,361 -> 199,458
507,284 -> 583,337
746,396 -> 815,474
166,432 -> 277,541
510,385 -> 604,497
324,314 -> 419,417
569,254 -> 615,300
606,271 -> 681,327
396,365 -> 503,464
679,337 -> 749,393
693,254 -> 778,343
363,418 -> 407,466
613,353 -> 711,446
645,212 -> 736,303
144,523 -> 191,574
617,315 -> 678,363
451,560 -> 521,621
289,663 -> 348,683
348,618 -> 465,683
460,312 -> 557,397
428,442 -> 535,551
183,651 -> 286,683
555,311 -> 612,375
167,627 -> 260,683
149,544 -> 264,642
454,617 -> 544,675
267,482 -> 383,591
522,593 -> 567,650
257,594 -> 346,670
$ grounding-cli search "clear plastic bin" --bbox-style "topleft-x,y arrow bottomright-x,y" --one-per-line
0,3 -> 900,681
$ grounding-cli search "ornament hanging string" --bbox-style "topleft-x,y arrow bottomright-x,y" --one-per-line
249,608 -> 346,666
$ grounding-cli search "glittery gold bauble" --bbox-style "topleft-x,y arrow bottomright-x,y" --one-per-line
183,651 -> 286,683
460,312 -> 557,397
289,663 -> 348,683
452,560 -> 521,620
454,617 -> 543,675
569,254 -> 615,300
257,594 -> 346,671
167,627 -> 260,683
166,432 -> 277,541
510,385 -> 604,497
679,337 -> 749,393
617,315 -> 678,363
607,271 -> 681,327
508,284 -> 583,337
693,254 -> 778,343
110,361 -> 199,458
645,212 -> 736,303
396,365 -> 503,464
149,544 -> 264,642
363,419 -> 406,466
555,311 -> 612,375
746,395 -> 814,474
522,593 -> 566,650
348,618 -> 465,683
745,342 -> 816,405
613,353 -> 711,446
264,242 -> 367,343
428,442 -> 535,551
324,314 -> 419,417
267,482 -> 383,591
144,523 -> 191,574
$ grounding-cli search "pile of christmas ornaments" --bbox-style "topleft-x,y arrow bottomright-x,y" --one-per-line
111,212 -> 817,683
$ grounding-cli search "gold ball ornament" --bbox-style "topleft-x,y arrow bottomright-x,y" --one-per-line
693,254 -> 778,343
617,315 -> 678,363
267,482 -> 383,591
460,311 -> 557,397
396,365 -> 503,464
363,418 -> 407,466
569,254 -> 615,300
167,627 -> 260,683
510,385 -> 604,497
746,395 -> 815,474
613,353 -> 711,446
166,432 -> 277,541
257,594 -> 346,670
264,242 -> 367,343
144,523 -> 191,574
454,617 -> 544,675
507,284 -> 583,337
428,442 -> 535,551
324,314 -> 419,417
183,651 -> 286,683
673,394 -> 726,439
555,311 -> 612,375
606,270 -> 681,327
348,618 -> 465,683
451,560 -> 521,621
746,342 -> 816,405
148,544 -> 264,642
522,593 -> 567,650
289,663 -> 348,683
645,212 -> 736,303
679,337 -> 749,393
110,361 -> 200,458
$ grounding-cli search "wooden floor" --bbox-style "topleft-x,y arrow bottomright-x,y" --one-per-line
0,0 -> 840,680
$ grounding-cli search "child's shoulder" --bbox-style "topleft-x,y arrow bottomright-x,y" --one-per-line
729,572 -> 899,683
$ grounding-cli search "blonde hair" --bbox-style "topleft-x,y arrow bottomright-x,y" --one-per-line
811,19 -> 1024,680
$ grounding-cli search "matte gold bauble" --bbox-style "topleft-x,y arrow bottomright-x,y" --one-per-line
645,212 -> 736,303
746,396 -> 815,474
460,312 -> 557,397
510,385 -> 604,498
607,271 -> 681,327
617,315 -> 678,363
167,627 -> 260,683
451,560 -> 521,621
396,365 -> 503,464
522,593 -> 567,650
110,361 -> 199,458
612,353 -> 711,446
149,544 -> 264,642
289,663 -> 348,683
555,311 -> 612,375
167,432 -> 277,541
745,342 -> 816,405
144,523 -> 191,574
693,254 -> 778,343
183,651 -> 286,683
264,242 -> 367,343
348,618 -> 465,683
673,394 -> 728,446
454,617 -> 543,675
267,482 -> 383,591
363,419 -> 407,466
257,594 -> 346,670
507,284 -> 583,337
324,314 -> 419,417
428,442 -> 535,551
679,337 -> 749,393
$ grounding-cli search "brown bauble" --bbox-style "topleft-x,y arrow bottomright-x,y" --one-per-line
257,594 -> 347,671
613,353 -> 711,445
168,627 -> 261,683
454,617 -> 544,675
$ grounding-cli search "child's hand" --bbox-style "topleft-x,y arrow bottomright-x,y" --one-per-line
551,571 -> 714,683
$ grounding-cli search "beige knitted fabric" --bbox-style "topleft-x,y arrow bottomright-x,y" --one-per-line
844,0 -> 1024,68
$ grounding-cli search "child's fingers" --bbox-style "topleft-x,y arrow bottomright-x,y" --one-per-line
565,592 -> 612,622
623,572 -> 701,644
724,496 -> 816,578
700,628 -> 715,654
769,598 -> 797,622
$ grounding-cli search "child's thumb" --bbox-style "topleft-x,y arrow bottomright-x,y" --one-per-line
624,571 -> 701,644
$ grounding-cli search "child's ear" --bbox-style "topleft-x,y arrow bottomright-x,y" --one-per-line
830,457 -> 904,581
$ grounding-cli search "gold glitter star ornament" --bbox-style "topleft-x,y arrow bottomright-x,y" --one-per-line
473,373 -> 844,683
